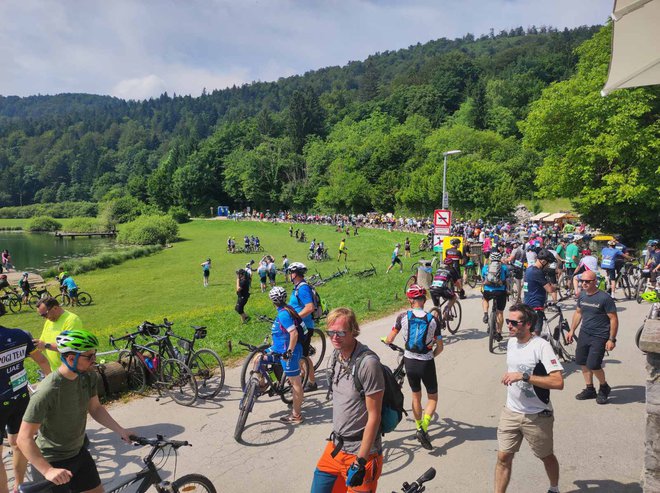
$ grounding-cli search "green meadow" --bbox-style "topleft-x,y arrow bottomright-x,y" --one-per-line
4,219 -> 426,363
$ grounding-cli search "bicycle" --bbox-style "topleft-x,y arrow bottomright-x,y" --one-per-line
110,324 -> 198,406
239,315 -> 325,390
26,285 -> 54,308
55,289 -> 93,307
616,261 -> 638,300
393,467 -> 436,493
0,291 -> 21,313
539,302 -> 577,363
353,263 -> 377,278
428,296 -> 462,335
381,340 -> 406,388
486,293 -> 500,354
18,435 -> 216,493
141,319 -> 225,400
556,270 -> 574,301
234,342 -> 310,442
464,257 -> 481,289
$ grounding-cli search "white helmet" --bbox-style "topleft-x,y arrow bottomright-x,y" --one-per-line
288,262 -> 307,275
269,286 -> 287,304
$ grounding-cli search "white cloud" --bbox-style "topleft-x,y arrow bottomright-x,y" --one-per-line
111,75 -> 167,101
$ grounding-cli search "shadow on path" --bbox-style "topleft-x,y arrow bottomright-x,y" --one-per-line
566,479 -> 641,492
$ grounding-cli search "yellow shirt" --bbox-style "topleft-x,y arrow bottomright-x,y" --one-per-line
339,241 -> 346,251
40,311 -> 83,371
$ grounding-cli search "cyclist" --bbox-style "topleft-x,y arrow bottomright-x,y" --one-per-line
243,235 -> 250,252
267,256 -> 277,287
60,274 -> 79,307
524,249 -> 556,335
265,287 -> 305,424
429,258 -> 459,317
337,238 -> 348,262
289,262 -> 318,392
0,319 -> 51,493
601,239 -> 632,299
572,249 -> 599,297
0,274 -> 10,295
386,243 -> 403,274
445,238 -> 466,299
564,235 -> 580,279
643,241 -> 660,286
310,238 -> 317,257
384,285 -> 442,450
35,297 -> 83,372
235,269 -> 251,323
254,236 -> 261,250
506,240 -> 525,304
18,330 -> 134,493
481,252 -> 509,342
316,241 -> 325,260
404,238 -> 411,258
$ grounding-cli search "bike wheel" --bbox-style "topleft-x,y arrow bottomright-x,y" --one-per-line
55,293 -> 70,306
308,329 -> 327,370
307,252 -> 314,260
488,307 -> 497,353
117,350 -> 147,392
234,377 -> 258,442
27,294 -> 41,309
239,344 -> 269,391
77,291 -> 93,306
466,269 -> 477,289
158,358 -> 198,406
280,357 -> 309,405
429,307 -> 442,327
636,324 -> 645,351
635,277 -> 645,304
173,474 -> 217,493
445,301 -> 462,334
404,275 -> 417,295
8,298 -> 21,314
620,276 -> 632,300
558,322 -> 577,362
190,349 -> 225,399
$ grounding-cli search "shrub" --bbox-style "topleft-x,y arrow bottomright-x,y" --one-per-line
26,216 -> 62,232
0,202 -> 97,219
42,245 -> 163,277
117,215 -> 179,245
168,206 -> 190,223
66,217 -> 104,233
98,196 -> 144,230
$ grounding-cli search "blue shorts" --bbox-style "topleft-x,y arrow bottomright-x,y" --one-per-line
265,344 -> 303,377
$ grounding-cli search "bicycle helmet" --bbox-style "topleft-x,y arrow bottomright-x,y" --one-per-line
395,243 -> 400,247
582,249 -> 592,256
450,238 -> 461,246
288,262 -> 307,275
566,234 -> 574,241
641,291 -> 659,303
536,249 -> 555,263
489,252 -> 502,262
269,286 -> 287,305
22,272 -> 28,277
650,240 -> 659,247
406,284 -> 427,299
56,329 -> 99,354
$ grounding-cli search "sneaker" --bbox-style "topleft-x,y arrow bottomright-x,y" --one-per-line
596,383 -> 611,404
416,429 -> 433,450
494,332 -> 503,342
482,313 -> 489,324
279,413 -> 304,425
304,381 -> 319,392
575,386 -> 597,400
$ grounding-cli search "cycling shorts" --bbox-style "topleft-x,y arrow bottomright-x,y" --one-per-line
430,288 -> 455,306
0,394 -> 29,435
302,328 -> 315,357
483,290 -> 507,311
265,344 -> 302,377
605,268 -> 617,282
404,357 -> 438,394
31,447 -> 101,493
390,257 -> 402,266
545,270 -> 557,284
565,267 -> 575,277
512,268 -> 524,280
68,288 -> 78,298
268,271 -> 276,281
235,294 -> 249,314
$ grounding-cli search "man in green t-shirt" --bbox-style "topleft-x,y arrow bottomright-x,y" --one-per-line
565,238 -> 580,276
17,330 -> 133,493
34,298 -> 83,371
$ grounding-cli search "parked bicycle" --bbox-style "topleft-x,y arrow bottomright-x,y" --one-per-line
18,434 -> 216,493
55,288 -> 93,307
539,302 -> 576,362
464,256 -> 481,289
0,291 -> 21,313
234,341 -> 310,442
353,263 -> 377,279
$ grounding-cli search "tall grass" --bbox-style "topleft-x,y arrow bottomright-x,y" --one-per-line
42,245 -> 163,277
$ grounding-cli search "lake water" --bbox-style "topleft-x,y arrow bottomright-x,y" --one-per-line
0,232 -> 117,273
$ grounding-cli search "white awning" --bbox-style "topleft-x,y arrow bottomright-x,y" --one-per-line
602,0 -> 660,96
529,212 -> 551,221
542,212 -> 568,222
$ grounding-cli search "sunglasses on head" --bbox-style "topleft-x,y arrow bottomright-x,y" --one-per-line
326,330 -> 347,338
505,319 -> 523,327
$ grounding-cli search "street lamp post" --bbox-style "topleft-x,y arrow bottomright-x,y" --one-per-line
442,150 -> 462,209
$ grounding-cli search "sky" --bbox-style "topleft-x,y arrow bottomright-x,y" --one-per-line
0,0 -> 613,101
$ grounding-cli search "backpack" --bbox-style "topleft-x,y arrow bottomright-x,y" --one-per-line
485,261 -> 504,286
327,348 -> 406,435
404,312 -> 435,354
279,305 -> 308,342
294,281 -> 327,321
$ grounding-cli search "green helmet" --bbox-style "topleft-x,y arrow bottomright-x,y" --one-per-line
641,291 -> 659,303
56,330 -> 99,354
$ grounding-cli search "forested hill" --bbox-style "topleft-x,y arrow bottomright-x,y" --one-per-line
1,23 -> 657,239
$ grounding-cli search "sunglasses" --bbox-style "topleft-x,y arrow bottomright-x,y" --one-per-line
581,279 -> 596,284
326,330 -> 347,338
38,308 -> 51,318
79,352 -> 97,360
505,319 -> 523,327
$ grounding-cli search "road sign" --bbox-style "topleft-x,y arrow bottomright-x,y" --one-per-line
434,209 -> 451,228
435,225 -> 450,236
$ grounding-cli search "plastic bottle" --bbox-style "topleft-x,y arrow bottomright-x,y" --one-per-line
144,357 -> 154,370
268,370 -> 278,384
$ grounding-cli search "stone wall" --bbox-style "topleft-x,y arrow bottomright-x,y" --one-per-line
640,318 -> 660,491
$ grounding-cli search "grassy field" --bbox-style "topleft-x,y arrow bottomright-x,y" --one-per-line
6,219 -> 427,365
520,198 -> 573,214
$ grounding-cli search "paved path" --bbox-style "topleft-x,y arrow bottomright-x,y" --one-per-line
86,289 -> 646,493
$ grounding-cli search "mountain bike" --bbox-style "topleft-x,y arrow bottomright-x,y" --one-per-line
141,320 -> 225,400
616,261 -> 638,300
110,325 -> 198,406
353,263 -> 377,278
26,285 -> 54,308
55,289 -> 93,307
381,340 -> 406,387
393,467 -> 436,493
464,257 -> 481,289
539,302 -> 576,362
428,297 -> 462,334
486,294 -> 501,353
18,435 -> 215,493
0,292 -> 21,313
239,315 -> 325,390
234,342 -> 310,442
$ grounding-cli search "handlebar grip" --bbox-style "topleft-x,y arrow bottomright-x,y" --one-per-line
169,439 -> 190,447
416,467 -> 436,484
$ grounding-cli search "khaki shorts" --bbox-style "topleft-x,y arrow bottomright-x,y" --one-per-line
497,406 -> 554,459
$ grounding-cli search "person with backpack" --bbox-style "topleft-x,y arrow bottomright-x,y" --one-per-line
481,252 -> 509,342
311,307 -> 384,493
288,262 -> 318,392
265,287 -> 306,424
384,285 -> 442,450
429,257 -> 460,317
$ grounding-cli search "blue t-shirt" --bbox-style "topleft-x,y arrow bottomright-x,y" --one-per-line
269,307 -> 297,354
600,247 -> 623,269
0,326 -> 35,400
289,281 -> 315,329
524,265 -> 548,309
481,263 -> 509,292
61,277 -> 77,291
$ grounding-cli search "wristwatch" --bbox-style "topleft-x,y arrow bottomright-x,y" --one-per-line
522,372 -> 530,382
609,337 -> 617,343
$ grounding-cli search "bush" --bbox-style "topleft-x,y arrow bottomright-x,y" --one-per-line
65,217 -> 104,233
26,216 -> 62,232
42,245 -> 163,277
0,202 -> 97,219
98,196 -> 144,230
168,206 -> 190,224
117,215 -> 179,245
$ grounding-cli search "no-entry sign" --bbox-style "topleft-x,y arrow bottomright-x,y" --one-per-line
434,209 -> 451,228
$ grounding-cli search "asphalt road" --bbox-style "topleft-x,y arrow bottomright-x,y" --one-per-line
84,287 -> 647,493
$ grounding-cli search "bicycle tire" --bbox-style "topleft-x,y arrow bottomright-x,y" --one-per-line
158,358 -> 198,406
280,357 -> 309,405
8,298 -> 21,314
307,252 -> 314,260
239,344 -> 269,391
410,261 -> 420,274
117,350 -> 148,393
635,277 -> 645,304
172,474 -> 217,493
466,268 -> 477,289
558,324 -> 577,362
308,329 -> 326,370
445,301 -> 462,334
404,275 -> 417,295
27,294 -> 42,309
234,377 -> 258,442
619,275 -> 632,300
190,348 -> 225,399
488,305 -> 497,353
429,307 -> 442,327
55,293 -> 70,307
636,324 -> 645,351
77,291 -> 93,306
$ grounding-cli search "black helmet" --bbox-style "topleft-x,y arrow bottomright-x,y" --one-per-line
450,238 -> 460,246
536,249 -> 555,263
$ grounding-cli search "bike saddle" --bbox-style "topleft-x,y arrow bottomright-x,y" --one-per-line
190,325 -> 207,330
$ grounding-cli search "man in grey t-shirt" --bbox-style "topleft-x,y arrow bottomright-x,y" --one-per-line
311,308 -> 384,493
567,270 -> 618,404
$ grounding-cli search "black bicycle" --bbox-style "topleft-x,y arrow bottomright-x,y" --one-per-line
428,297 -> 462,335
381,340 -> 406,388
234,342 -> 310,442
540,302 -> 577,362
354,263 -> 377,278
487,294 -> 500,353
393,467 -> 436,493
18,435 -> 215,493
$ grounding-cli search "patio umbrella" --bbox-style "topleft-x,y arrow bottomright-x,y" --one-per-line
601,0 -> 660,96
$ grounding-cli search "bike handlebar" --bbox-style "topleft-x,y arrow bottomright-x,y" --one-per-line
381,340 -> 404,354
128,434 -> 191,448
237,341 -> 287,358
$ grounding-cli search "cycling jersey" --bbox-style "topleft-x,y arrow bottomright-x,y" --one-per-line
444,247 -> 463,270
393,309 -> 440,360
0,326 -> 35,401
290,281 -> 315,329
565,243 -> 579,269
600,247 -> 623,269
524,265 -> 549,309
269,307 -> 304,354
61,276 -> 77,291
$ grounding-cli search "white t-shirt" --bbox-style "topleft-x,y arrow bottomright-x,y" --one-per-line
578,255 -> 598,273
505,336 -> 563,414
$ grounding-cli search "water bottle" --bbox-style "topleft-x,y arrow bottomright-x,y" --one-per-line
144,357 -> 154,370
268,370 -> 278,384
152,355 -> 159,371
